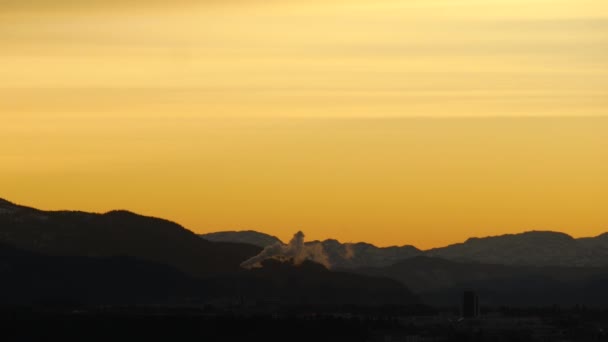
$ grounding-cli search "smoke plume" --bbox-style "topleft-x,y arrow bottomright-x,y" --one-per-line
240,231 -> 330,269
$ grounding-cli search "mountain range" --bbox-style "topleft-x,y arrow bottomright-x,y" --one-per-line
201,229 -> 608,307
203,229 -> 608,307
355,256 -> 608,307
201,230 -> 282,248
0,198 -> 260,277
0,198 -> 416,308
3,197 -> 608,309
201,229 -> 608,268
428,231 -> 608,267
200,232 -> 424,269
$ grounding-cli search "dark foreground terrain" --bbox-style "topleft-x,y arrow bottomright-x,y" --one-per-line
2,307 -> 608,342
3,199 -> 608,341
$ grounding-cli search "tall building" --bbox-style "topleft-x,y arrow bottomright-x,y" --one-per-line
462,290 -> 480,318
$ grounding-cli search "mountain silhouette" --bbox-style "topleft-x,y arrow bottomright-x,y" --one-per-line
0,198 -> 419,308
427,230 -> 608,267
318,239 -> 423,268
0,241 -> 202,306
354,256 -> 608,307
0,199 -> 260,277
5,197 -> 608,308
198,229 -> 608,307
203,230 -> 423,269
201,230 -> 283,248
207,229 -> 608,268
207,259 -> 419,307
0,240 -> 420,308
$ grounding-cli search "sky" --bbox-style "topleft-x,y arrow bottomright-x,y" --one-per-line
1,0 -> 607,248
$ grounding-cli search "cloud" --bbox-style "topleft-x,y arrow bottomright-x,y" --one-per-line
0,0 -> 239,13
240,231 -> 330,269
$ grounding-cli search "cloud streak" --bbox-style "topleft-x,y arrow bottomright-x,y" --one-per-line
0,0 -> 269,12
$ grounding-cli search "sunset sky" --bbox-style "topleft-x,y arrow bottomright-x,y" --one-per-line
1,0 -> 607,248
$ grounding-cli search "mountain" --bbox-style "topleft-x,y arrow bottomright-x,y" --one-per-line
7,197 -> 608,308
0,199 -> 261,277
312,239 -> 423,269
201,230 -> 282,248
200,228 -> 608,307
427,231 -> 608,267
202,229 -> 608,268
354,256 -> 608,307
212,259 -> 420,307
201,230 -> 423,269
0,199 -> 420,308
354,256 -> 519,293
0,241 -> 419,308
578,232 -> 608,250
0,242 -> 202,306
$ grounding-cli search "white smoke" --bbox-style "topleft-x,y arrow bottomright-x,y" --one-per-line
240,231 -> 331,269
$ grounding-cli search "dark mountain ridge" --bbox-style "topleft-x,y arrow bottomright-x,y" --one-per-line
311,239 -> 423,268
0,241 -> 202,306
0,199 -> 261,277
201,230 -> 282,248
207,259 -> 419,307
204,229 -> 608,268
0,198 -> 419,308
354,256 -> 608,307
201,230 -> 423,269
428,230 -> 608,267
5,197 -> 608,308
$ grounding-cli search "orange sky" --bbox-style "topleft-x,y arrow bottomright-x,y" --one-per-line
1,0 -> 607,248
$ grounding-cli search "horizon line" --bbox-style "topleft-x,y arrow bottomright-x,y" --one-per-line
3,196 -> 607,251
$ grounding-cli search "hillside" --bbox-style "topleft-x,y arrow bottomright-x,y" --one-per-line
0,199 -> 261,277
201,230 -> 282,248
